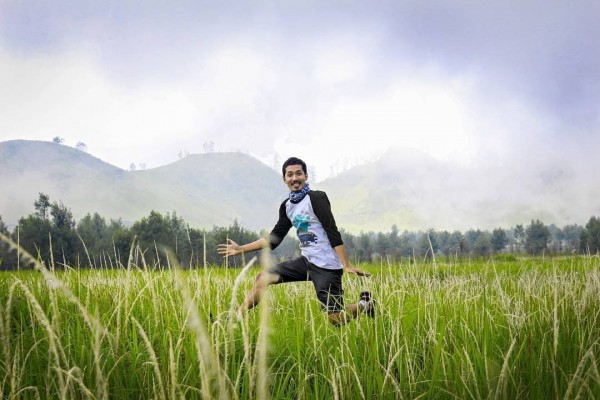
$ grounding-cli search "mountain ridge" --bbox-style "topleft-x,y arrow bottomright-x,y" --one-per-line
0,140 -> 286,231
1,139 -> 598,233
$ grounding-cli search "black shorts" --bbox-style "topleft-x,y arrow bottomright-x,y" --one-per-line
268,256 -> 344,313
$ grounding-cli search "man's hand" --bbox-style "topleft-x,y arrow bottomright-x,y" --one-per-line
344,266 -> 371,277
217,239 -> 242,257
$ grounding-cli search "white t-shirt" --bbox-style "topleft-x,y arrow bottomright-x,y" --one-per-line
269,190 -> 344,269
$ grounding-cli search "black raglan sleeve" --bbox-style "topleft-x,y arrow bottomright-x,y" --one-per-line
268,199 -> 292,250
309,191 -> 344,248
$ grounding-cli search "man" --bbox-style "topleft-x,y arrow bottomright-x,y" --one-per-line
218,157 -> 374,326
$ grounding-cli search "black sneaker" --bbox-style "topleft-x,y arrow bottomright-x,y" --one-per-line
359,291 -> 375,318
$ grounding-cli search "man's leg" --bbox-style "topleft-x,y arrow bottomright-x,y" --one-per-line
328,298 -> 374,326
239,257 -> 309,314
239,271 -> 281,313
308,265 -> 369,326
309,266 -> 375,326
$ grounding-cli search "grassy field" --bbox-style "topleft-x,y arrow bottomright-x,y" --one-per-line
1,252 -> 600,399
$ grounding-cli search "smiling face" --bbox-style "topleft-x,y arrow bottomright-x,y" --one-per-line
283,164 -> 308,192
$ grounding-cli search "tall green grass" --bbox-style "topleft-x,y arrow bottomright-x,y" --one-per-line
1,237 -> 599,399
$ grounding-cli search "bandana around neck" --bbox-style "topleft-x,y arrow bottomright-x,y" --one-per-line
289,183 -> 311,204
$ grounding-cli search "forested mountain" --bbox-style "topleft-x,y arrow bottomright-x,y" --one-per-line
1,140 -> 598,233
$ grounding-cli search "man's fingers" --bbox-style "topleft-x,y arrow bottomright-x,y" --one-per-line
217,244 -> 232,255
217,243 -> 238,257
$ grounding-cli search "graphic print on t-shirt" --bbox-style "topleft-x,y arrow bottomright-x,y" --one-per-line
292,213 -> 318,246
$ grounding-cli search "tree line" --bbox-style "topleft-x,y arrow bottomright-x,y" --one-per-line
1,193 -> 600,270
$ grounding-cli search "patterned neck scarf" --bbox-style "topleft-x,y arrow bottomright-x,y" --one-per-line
289,183 -> 311,204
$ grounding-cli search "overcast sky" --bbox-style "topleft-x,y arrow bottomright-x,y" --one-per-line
1,1 -> 598,180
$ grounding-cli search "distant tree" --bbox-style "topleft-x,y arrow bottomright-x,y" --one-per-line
210,219 -> 260,267
580,217 -> 600,254
525,219 -> 550,255
389,224 -> 399,240
0,215 -> 14,269
178,150 -> 190,159
107,219 -> 133,266
75,141 -> 87,152
77,213 -> 110,267
339,228 -> 356,260
0,215 -> 8,236
374,231 -> 389,260
49,201 -> 78,265
435,230 -> 451,255
561,224 -> 583,253
399,230 -> 418,258
547,224 -> 563,252
448,231 -> 466,256
418,229 -> 438,260
491,228 -> 509,253
186,227 -> 205,267
34,193 -> 51,220
11,195 -> 79,267
133,210 -> 171,243
464,229 -> 484,253
50,201 -> 75,230
356,231 -> 373,261
472,232 -> 493,257
514,224 -> 525,252
129,163 -> 137,171
139,162 -> 147,170
130,211 -> 196,268
387,224 -> 401,260
14,214 -> 53,264
52,136 -> 65,144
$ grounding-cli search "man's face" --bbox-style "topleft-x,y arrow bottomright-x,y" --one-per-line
283,164 -> 308,192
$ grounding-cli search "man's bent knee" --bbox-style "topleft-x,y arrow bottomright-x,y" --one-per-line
255,271 -> 280,286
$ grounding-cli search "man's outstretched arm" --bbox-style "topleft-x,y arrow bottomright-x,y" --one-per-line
218,238 -> 270,257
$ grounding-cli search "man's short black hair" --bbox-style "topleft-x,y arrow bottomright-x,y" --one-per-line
282,157 -> 307,176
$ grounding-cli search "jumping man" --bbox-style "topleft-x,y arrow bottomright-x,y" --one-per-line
217,157 -> 374,326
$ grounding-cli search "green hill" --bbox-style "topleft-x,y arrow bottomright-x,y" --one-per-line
0,140 -> 286,230
319,147 -> 600,232
135,152 -> 287,228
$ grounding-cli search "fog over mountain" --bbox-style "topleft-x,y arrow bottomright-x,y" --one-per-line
320,146 -> 600,232
1,1 -> 598,182
1,140 -> 598,233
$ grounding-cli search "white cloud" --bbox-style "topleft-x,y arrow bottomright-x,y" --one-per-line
0,45 -> 210,168
2,0 -> 597,180
310,33 -> 372,85
272,76 -> 474,179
